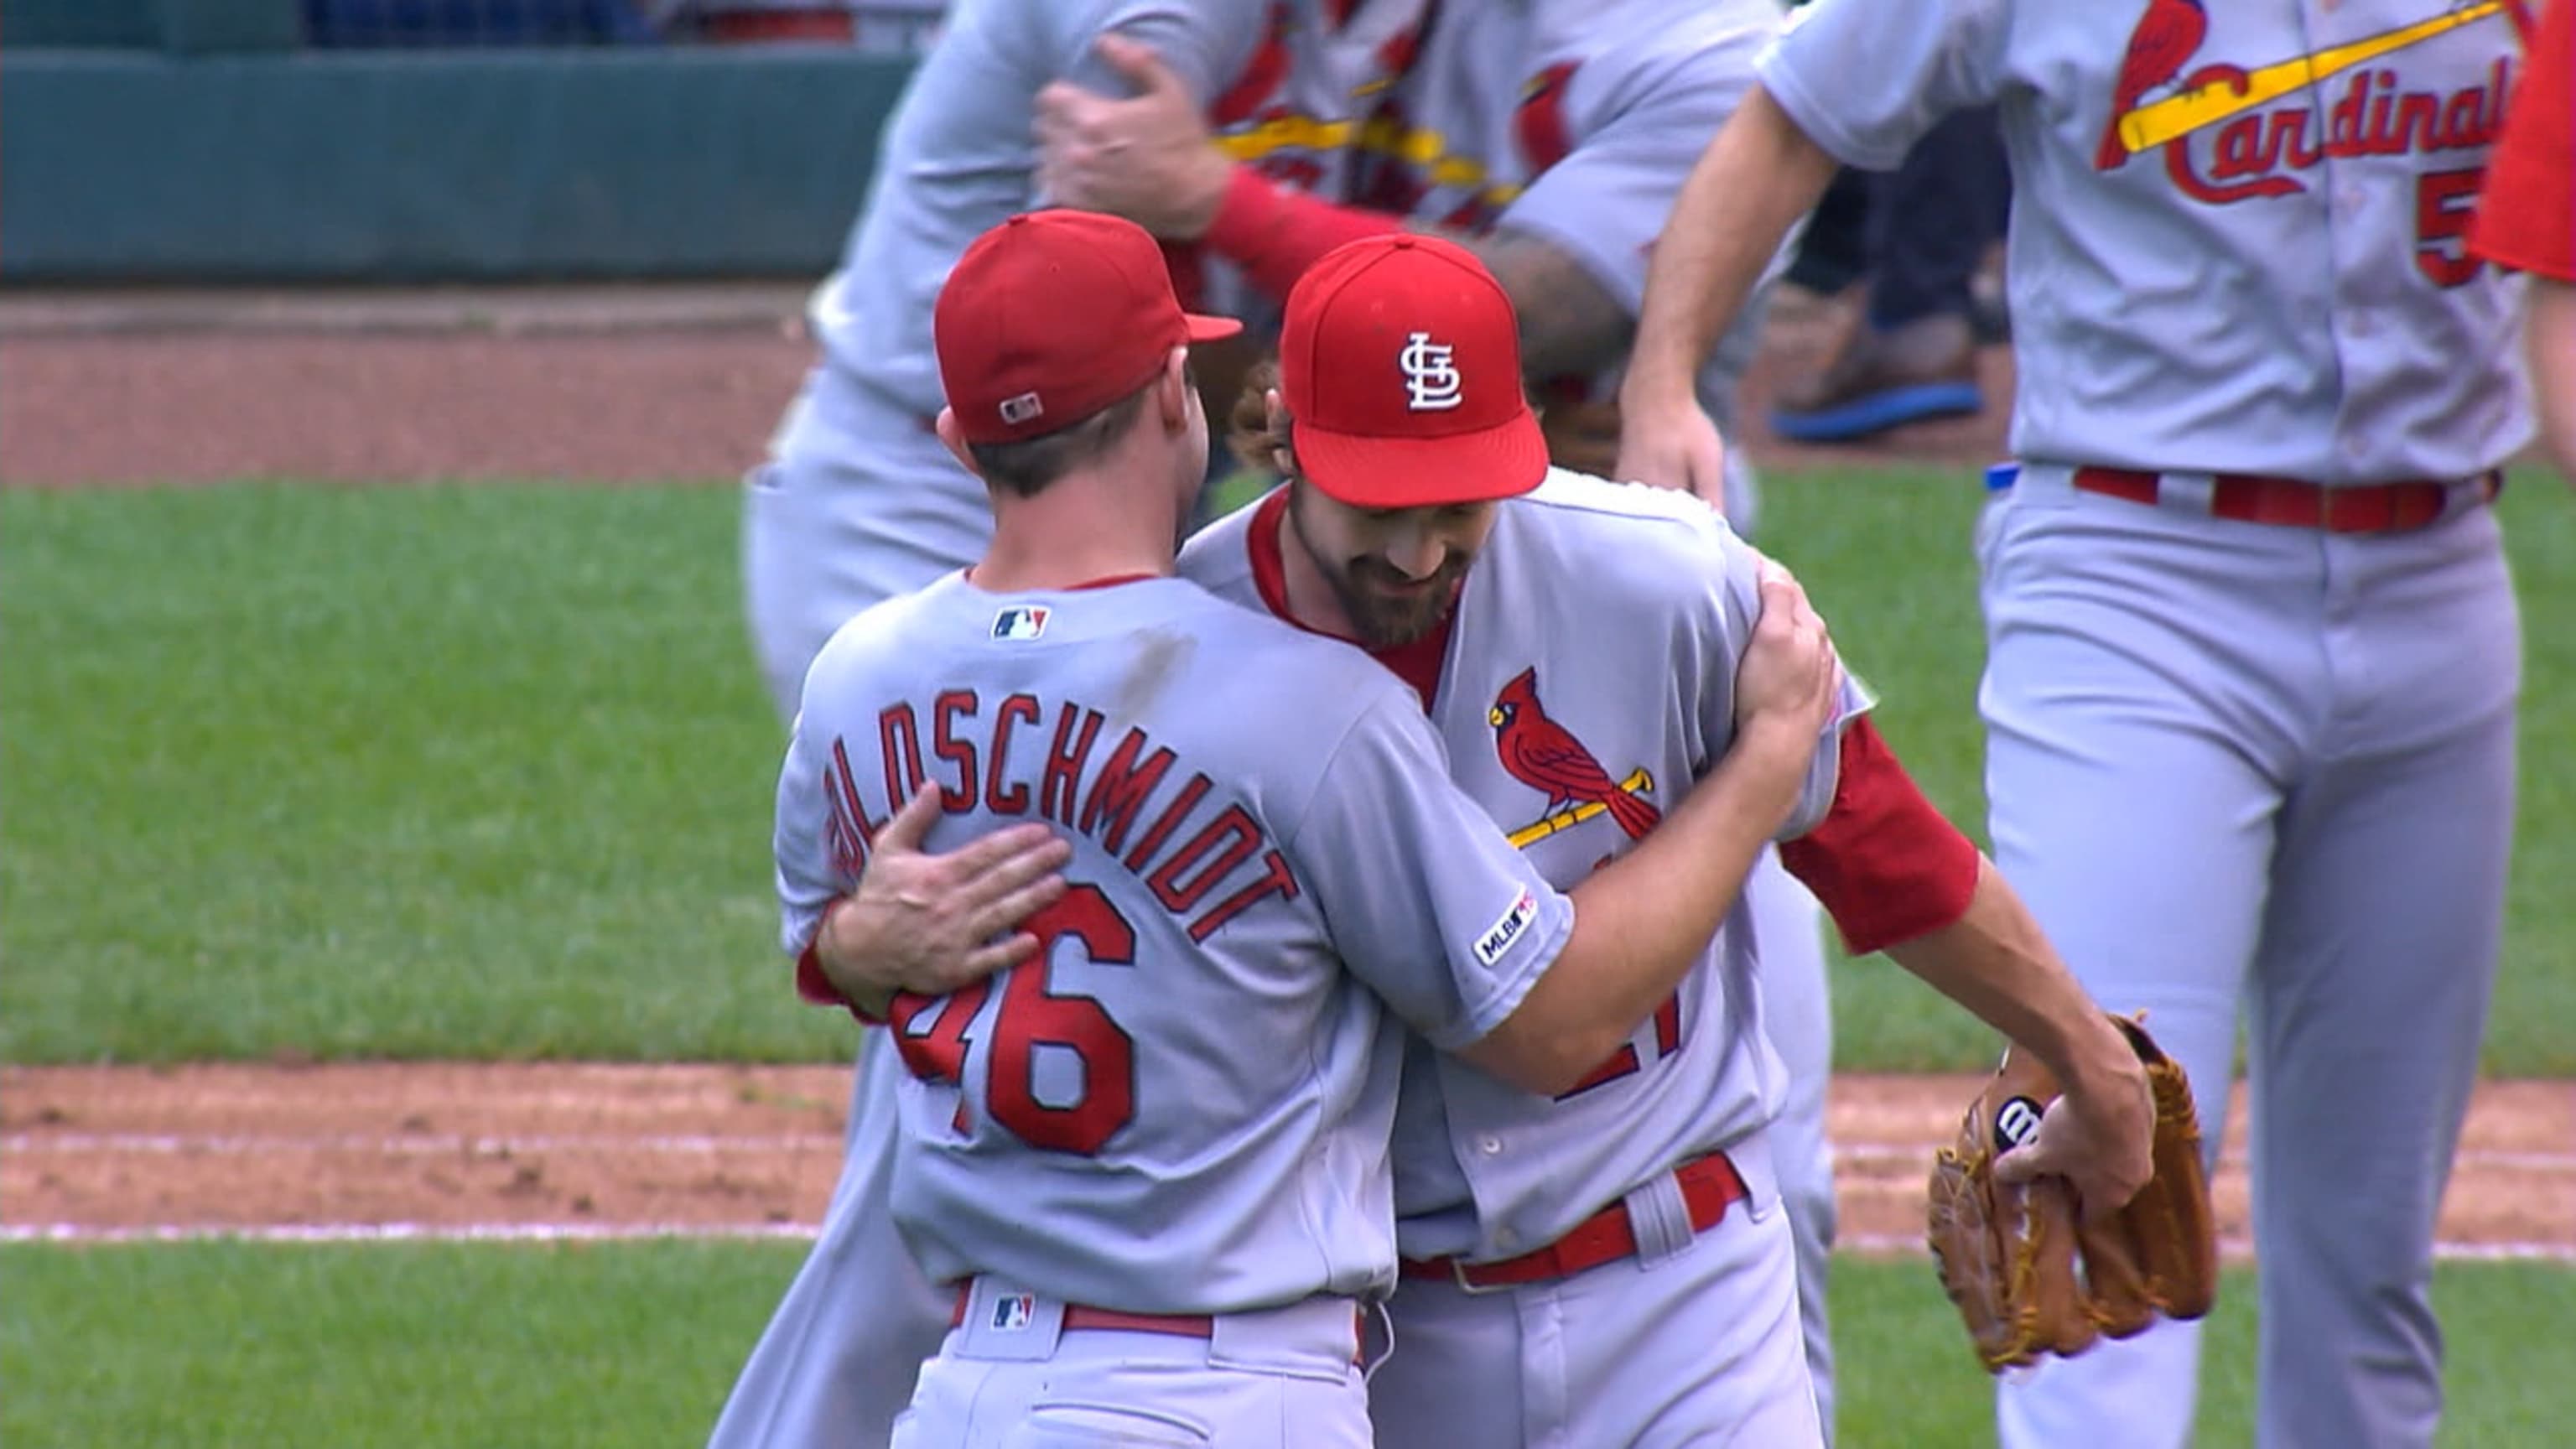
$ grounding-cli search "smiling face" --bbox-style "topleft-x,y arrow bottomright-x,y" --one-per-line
1285,477 -> 1497,648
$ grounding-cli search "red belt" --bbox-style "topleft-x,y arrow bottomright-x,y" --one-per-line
951,1286 -> 1213,1341
1399,1150 -> 1749,1291
2071,466 -> 2497,534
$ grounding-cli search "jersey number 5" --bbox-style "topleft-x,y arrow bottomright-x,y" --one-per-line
2414,164 -> 2490,289
888,885 -> 1138,1156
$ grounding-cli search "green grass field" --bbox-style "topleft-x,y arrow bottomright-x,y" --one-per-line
3,470 -> 2569,1448
5,470 -> 2571,1070
4,1243 -> 2568,1447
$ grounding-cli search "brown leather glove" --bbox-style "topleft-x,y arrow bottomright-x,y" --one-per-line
1924,1013 -> 2220,1373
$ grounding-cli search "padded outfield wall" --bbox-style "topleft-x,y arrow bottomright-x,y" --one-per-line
0,1 -> 916,281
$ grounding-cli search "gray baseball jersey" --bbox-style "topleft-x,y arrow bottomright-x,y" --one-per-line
773,572 -> 1578,1313
1759,0 -> 2533,479
1181,473 -> 1871,1261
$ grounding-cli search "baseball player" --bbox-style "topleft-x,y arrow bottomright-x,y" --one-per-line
1032,16 -> 1862,1418
818,232 -> 2164,1448
722,3 -> 1859,1444
2470,0 -> 2574,476
1617,3 -> 2533,1445
787,209 -> 1854,1446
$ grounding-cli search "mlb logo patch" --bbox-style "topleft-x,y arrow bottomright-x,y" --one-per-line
991,1294 -> 1036,1332
1473,887 -> 1541,968
991,605 -> 1050,641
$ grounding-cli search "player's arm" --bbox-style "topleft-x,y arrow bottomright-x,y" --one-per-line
1618,0 -> 2007,494
1306,562 -> 1842,1098
771,704 -> 895,1021
1776,719 -> 2155,1213
1614,84 -> 1839,496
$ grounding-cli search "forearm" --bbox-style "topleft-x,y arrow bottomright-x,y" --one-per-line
2531,278 -> 2576,482
1883,858 -> 2133,1092
806,897 -> 898,1021
1467,726 -> 1806,1094
1627,86 -> 1840,404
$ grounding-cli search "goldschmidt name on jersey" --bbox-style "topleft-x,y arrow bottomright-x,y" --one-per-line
816,693 -> 1301,945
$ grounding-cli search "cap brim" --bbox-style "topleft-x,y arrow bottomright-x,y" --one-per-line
1294,408 -> 1549,509
1184,312 -> 1243,343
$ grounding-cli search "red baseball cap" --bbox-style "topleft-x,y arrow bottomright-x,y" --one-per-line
1279,234 -> 1549,508
935,210 -> 1241,445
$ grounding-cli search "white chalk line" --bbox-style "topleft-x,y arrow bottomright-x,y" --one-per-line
1836,1233 -> 2576,1265
2,1133 -> 842,1156
8,1133 -> 2568,1175
3,1222 -> 2569,1262
1828,1142 -> 2576,1173
0,1222 -> 817,1245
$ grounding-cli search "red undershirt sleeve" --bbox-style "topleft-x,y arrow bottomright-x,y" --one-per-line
1776,717 -> 1982,957
793,897 -> 890,1026
1202,164 -> 1410,300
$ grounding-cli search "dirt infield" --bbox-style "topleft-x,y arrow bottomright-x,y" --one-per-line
4,1064 -> 2569,1257
2,290 -> 2563,1261
0,282 -> 2011,486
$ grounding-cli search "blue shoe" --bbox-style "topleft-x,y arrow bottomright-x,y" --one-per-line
1768,313 -> 1983,443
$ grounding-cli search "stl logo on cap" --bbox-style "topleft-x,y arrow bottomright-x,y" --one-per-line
1400,331 -> 1463,412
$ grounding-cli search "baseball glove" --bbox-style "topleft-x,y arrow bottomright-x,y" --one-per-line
1924,1013 -> 2219,1374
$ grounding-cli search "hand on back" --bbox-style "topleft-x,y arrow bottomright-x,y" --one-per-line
813,790 -> 1074,1008
1612,385 -> 1731,513
1035,35 -> 1234,239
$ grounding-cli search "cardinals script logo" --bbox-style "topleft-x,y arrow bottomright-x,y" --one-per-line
2093,0 -> 2527,282
1488,667 -> 1658,849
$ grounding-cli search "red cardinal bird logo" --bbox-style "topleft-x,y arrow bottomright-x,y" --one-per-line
2096,0 -> 2208,170
1488,667 -> 1660,842
1515,61 -> 1580,174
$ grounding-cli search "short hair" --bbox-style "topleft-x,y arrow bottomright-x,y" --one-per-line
969,384 -> 1154,497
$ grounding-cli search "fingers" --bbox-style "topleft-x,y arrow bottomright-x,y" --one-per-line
965,872 -> 1072,952
1033,82 -> 1077,131
875,787 -> 944,853
958,931 -> 1046,981
1094,33 -> 1174,91
1990,1122 -> 2152,1219
940,820 -> 1072,881
1990,1144 -> 2048,1187
1611,405 -> 1726,499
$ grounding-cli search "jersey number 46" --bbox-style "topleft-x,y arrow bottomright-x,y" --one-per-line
887,886 -> 1139,1156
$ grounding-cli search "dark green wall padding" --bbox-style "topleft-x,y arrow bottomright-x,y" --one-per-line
1,46 -> 921,281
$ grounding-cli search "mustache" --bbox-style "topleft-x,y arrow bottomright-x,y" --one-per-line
1349,553 -> 1467,589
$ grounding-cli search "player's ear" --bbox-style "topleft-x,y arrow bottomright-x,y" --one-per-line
1155,345 -> 1194,434
1264,388 -> 1294,475
932,408 -> 977,474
